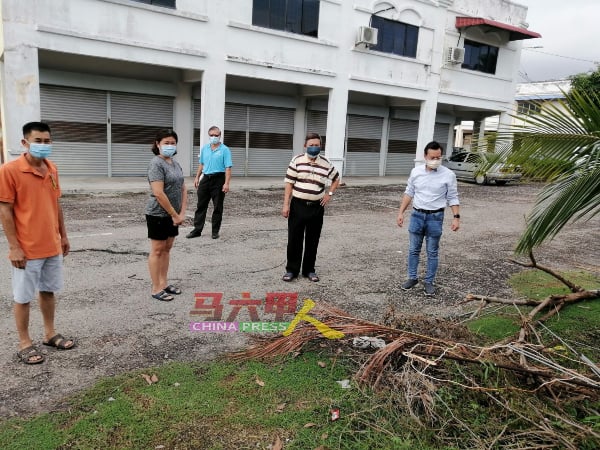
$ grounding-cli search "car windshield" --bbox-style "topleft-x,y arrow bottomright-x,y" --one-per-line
449,153 -> 467,162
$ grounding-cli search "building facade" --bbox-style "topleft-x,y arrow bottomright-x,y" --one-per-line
514,79 -> 571,120
454,79 -> 571,151
0,0 -> 538,177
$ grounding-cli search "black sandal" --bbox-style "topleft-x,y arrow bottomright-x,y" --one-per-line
282,272 -> 296,282
152,290 -> 174,301
306,272 -> 320,282
164,285 -> 182,295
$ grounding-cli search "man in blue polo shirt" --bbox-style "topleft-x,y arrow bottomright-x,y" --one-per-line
187,126 -> 233,240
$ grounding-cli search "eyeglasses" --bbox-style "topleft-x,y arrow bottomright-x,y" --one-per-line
209,134 -> 220,137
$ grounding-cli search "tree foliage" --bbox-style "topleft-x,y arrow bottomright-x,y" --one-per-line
570,66 -> 600,100
494,88 -> 600,255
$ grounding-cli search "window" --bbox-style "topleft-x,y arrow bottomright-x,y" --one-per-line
252,0 -> 320,38
131,0 -> 176,8
462,40 -> 498,74
517,101 -> 541,115
370,15 -> 418,58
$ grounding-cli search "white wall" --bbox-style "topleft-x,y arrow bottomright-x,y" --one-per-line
0,0 -> 532,174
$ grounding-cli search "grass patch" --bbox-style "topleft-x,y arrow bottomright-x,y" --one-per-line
467,269 -> 600,359
1,269 -> 598,449
0,352 -> 428,449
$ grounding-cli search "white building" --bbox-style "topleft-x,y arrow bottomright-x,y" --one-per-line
0,0 -> 539,177
454,79 -> 571,150
514,79 -> 571,120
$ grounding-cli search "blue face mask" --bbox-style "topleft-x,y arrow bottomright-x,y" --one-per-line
306,146 -> 321,158
209,136 -> 220,145
29,143 -> 53,159
161,145 -> 177,157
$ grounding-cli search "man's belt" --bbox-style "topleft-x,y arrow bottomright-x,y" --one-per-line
204,172 -> 225,178
413,207 -> 444,214
292,197 -> 321,206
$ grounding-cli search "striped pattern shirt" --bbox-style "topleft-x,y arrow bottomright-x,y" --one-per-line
285,153 -> 339,201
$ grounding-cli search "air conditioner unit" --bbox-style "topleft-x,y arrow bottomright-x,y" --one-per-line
446,46 -> 465,64
356,26 -> 378,46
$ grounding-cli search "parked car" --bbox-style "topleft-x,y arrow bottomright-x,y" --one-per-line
443,151 -> 521,185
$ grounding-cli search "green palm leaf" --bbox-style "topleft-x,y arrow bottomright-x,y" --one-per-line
491,88 -> 600,254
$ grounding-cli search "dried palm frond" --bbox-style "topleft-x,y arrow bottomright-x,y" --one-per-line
228,303 -> 450,362
230,303 -> 599,393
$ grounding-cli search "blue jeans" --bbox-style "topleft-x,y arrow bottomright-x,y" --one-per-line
407,210 -> 444,284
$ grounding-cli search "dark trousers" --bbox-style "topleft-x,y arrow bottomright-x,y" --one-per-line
286,197 -> 324,276
192,173 -> 226,234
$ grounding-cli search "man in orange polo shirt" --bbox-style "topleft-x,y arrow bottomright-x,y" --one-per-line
0,122 -> 75,364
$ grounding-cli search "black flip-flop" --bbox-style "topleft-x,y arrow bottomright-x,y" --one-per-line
164,285 -> 182,295
152,290 -> 174,301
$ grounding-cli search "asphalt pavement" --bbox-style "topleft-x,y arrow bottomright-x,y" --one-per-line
59,176 -> 410,194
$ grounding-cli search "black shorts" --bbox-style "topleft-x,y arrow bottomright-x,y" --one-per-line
146,214 -> 179,240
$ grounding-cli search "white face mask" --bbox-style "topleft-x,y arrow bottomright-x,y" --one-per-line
426,159 -> 442,169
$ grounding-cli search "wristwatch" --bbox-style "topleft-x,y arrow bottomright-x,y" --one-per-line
453,214 -> 460,219
328,191 -> 334,196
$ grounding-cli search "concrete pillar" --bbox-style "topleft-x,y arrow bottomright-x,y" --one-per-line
173,83 -> 193,175
325,86 -> 348,177
496,111 -> 512,153
472,120 -> 481,152
498,111 -> 512,131
0,45 -> 41,161
199,67 -> 226,148
293,97 -> 307,156
476,119 -> 486,152
446,119 -> 456,156
378,112 -> 390,176
415,95 -> 437,164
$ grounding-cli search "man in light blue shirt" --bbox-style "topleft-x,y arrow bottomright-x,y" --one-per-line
187,126 -> 233,240
396,141 -> 460,296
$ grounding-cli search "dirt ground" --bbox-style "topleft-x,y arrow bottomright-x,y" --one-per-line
0,181 -> 598,418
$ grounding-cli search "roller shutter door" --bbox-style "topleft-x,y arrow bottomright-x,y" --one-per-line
40,86 -> 174,176
40,85 -> 108,176
110,92 -> 174,176
192,99 -> 202,175
345,114 -> 383,176
248,105 -> 294,176
224,103 -> 248,177
386,119 -> 418,175
433,122 -> 450,151
223,103 -> 294,176
306,110 -> 328,151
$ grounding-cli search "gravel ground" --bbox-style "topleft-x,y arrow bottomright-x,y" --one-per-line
0,181 -> 598,418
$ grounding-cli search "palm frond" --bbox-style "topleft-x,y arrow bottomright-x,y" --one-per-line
485,88 -> 600,254
515,166 -> 600,254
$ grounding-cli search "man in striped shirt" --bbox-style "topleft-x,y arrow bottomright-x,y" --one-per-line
281,132 -> 340,282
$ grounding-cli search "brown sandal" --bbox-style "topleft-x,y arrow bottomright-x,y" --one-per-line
43,333 -> 76,350
17,346 -> 45,364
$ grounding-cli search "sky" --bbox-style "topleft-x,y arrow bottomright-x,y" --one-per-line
516,0 -> 599,82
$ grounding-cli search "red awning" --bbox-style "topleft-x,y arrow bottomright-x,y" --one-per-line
455,17 -> 541,41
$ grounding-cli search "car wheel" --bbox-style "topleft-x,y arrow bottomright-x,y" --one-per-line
495,181 -> 507,186
475,174 -> 487,185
